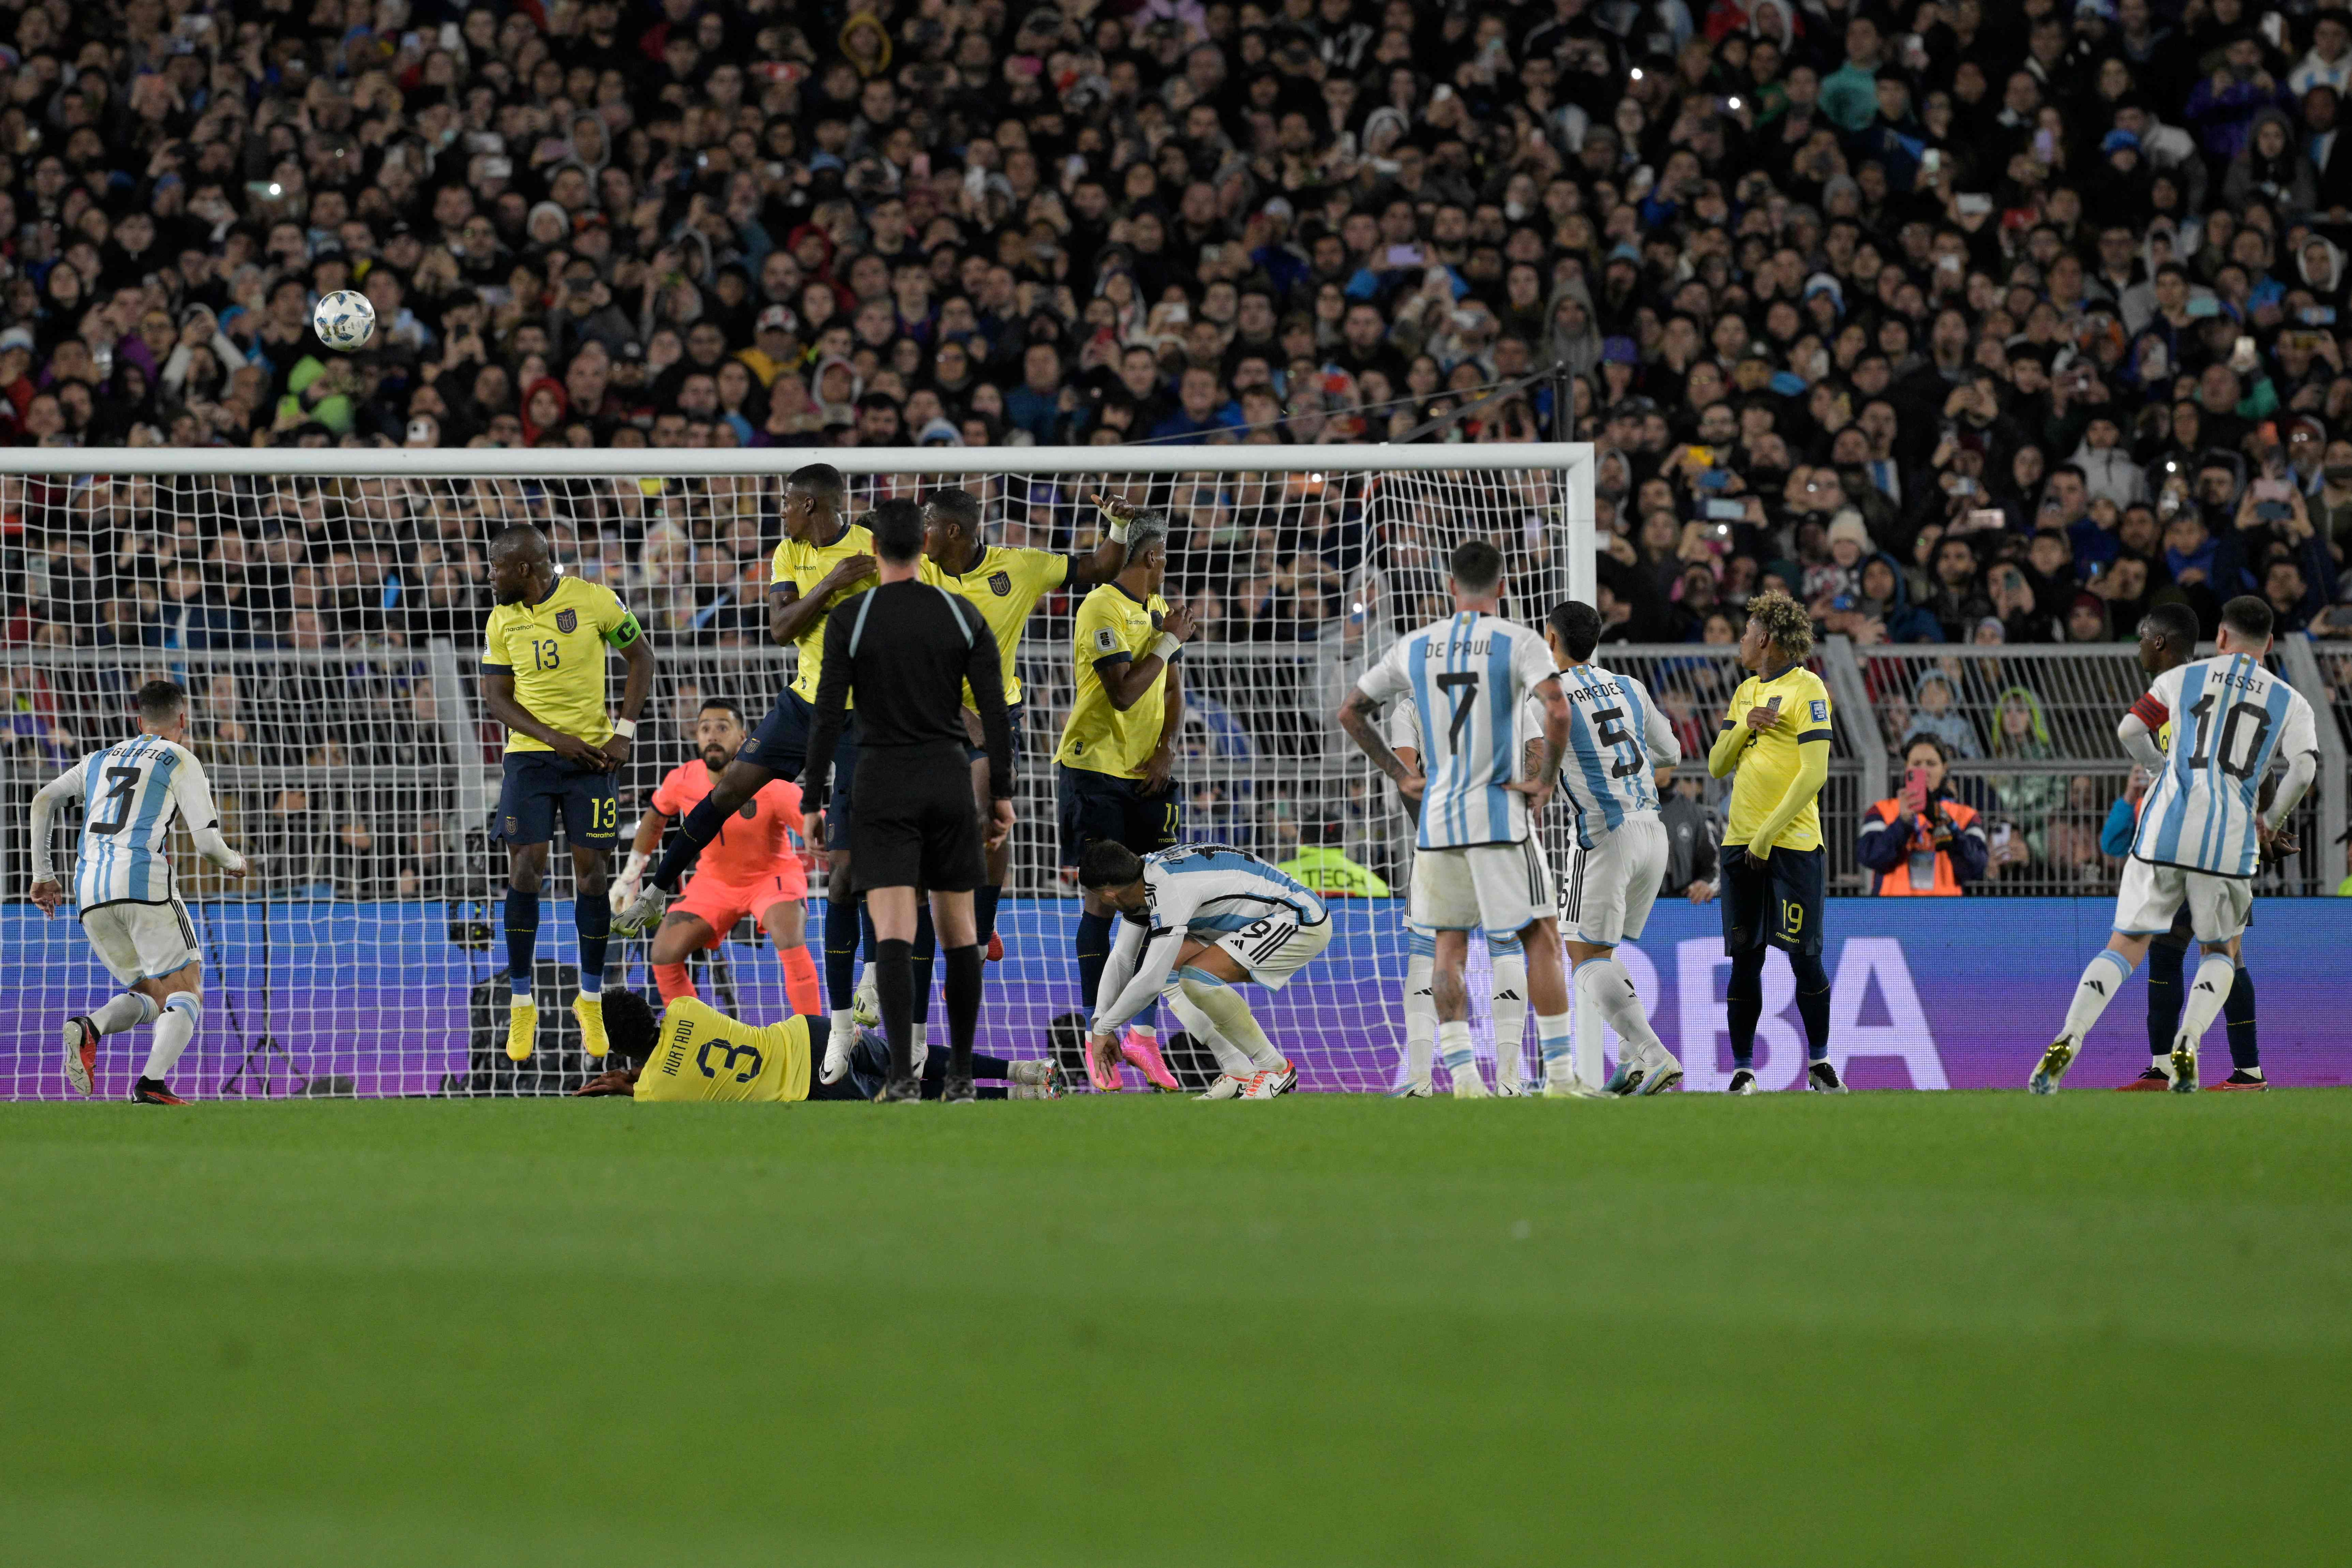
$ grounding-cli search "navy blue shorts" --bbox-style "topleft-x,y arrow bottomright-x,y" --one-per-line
740,687 -> 859,851
963,700 -> 1024,763
1721,843 -> 1825,957
496,752 -> 618,849
1056,763 -> 1181,868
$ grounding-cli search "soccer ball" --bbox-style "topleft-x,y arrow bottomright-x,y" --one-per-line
313,289 -> 376,353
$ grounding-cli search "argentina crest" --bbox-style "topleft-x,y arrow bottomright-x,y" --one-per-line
554,608 -> 577,633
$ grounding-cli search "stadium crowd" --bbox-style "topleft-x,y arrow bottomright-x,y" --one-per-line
4,0 -> 2352,894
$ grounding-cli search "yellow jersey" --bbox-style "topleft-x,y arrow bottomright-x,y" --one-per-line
1718,663 -> 1834,852
919,544 -> 1069,707
1054,582 -> 1174,778
480,576 -> 642,754
630,998 -> 812,1103
771,522 -> 879,703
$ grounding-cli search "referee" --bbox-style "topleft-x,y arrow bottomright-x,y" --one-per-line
802,499 -> 1015,1102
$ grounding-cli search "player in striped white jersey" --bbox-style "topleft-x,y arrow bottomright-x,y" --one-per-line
25,680 -> 249,1104
2033,597 -> 2320,1094
1536,602 -> 1686,1096
1075,840 -> 1331,1099
1339,540 -> 1574,1098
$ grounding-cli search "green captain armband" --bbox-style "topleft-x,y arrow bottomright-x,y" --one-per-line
603,611 -> 644,649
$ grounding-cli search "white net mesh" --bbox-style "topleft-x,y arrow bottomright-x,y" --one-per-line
0,449 -> 1590,1098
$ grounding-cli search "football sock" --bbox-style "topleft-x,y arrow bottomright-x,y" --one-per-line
1574,1001 -> 1604,1089
575,894 -> 610,996
653,962 -> 695,1005
2224,964 -> 2259,1071
88,991 -> 160,1035
143,992 -> 200,1082
874,937 -> 915,1078
1403,936 -> 1436,1087
1535,1009 -> 1574,1079
910,903 -> 936,1025
2061,948 -> 2135,1042
942,942 -> 983,1077
1789,950 -> 1831,1062
778,944 -> 822,1016
2173,953 -> 2236,1051
860,903 -> 878,965
1179,973 -> 1282,1070
1169,982 -> 1254,1078
649,796 -> 723,891
1437,1020 -> 1475,1079
1576,958 -> 1663,1059
824,886 -> 859,1009
1726,948 -> 1766,1069
2144,942 -> 2184,1064
505,886 -> 540,1001
1075,910 -> 1112,1017
975,883 -> 1002,946
1489,937 -> 1528,1086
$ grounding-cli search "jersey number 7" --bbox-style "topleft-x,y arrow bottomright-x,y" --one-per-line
1436,671 -> 1480,753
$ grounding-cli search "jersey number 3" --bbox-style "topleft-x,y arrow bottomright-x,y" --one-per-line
90,766 -> 144,836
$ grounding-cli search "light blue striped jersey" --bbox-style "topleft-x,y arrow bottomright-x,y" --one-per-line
2132,653 -> 2318,878
1527,663 -> 1681,851
1356,612 -> 1559,849
66,736 -> 221,909
1139,842 -> 1328,938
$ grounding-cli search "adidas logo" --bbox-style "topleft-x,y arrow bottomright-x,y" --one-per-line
1495,989 -> 1522,1001
2086,980 -> 2106,996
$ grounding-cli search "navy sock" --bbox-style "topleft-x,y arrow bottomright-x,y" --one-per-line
861,902 -> 878,965
575,892 -> 611,996
505,887 -> 541,999
1075,910 -> 1113,1021
1789,951 -> 1832,1063
975,883 -> 1002,945
911,902 -> 936,1025
1726,949 -> 1765,1070
943,942 -> 983,1077
825,890 -> 859,1009
2224,965 -> 2259,1071
2145,942 -> 2185,1056
651,795 -> 726,890
874,938 -> 915,1077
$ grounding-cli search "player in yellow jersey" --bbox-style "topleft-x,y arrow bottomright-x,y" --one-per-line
912,484 -> 1129,1011
1053,509 -> 1196,1091
481,524 -> 656,1064
615,464 -> 878,1069
1704,589 -> 1844,1094
568,990 -> 1063,1100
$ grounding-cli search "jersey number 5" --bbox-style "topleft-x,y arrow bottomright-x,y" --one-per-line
1592,707 -> 1644,779
89,766 -> 144,836
1436,671 -> 1480,753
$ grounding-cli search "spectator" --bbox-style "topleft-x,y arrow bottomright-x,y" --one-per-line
1857,735 -> 1989,897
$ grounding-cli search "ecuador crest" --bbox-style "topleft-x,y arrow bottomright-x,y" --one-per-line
988,570 -> 1013,596
555,608 -> 578,633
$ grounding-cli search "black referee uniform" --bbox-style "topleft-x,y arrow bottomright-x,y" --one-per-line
801,581 -> 1014,892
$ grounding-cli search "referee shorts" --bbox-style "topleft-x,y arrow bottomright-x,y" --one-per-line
496,752 -> 618,849
1721,843 -> 1825,957
851,743 -> 984,894
740,687 -> 859,851
1055,763 -> 1182,868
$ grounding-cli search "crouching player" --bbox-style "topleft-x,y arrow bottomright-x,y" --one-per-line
1077,841 -> 1331,1099
571,990 -> 1062,1101
614,698 -> 823,1017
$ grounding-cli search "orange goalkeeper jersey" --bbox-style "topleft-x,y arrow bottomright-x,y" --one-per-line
649,761 -> 807,888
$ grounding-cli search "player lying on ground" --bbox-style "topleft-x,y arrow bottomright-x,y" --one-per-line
2033,595 -> 2318,1094
612,698 -> 823,1018
480,522 -> 655,1063
1077,840 -> 1329,1099
569,990 -> 1060,1101
28,679 -> 250,1104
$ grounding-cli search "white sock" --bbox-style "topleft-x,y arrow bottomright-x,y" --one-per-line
2174,954 -> 2237,1052
1576,957 -> 1663,1057
1170,981 -> 1255,1078
1182,977 -> 1281,1070
829,1007 -> 855,1034
143,993 -> 200,1082
511,991 -> 533,1010
1437,1019 -> 1474,1071
2061,950 -> 2134,1041
1403,951 -> 1437,1086
1535,1010 -> 1574,1081
1125,1021 -> 1156,1041
88,991 -> 160,1035
2149,1053 -> 2168,1072
1574,1000 -> 1604,1088
913,1020 -> 929,1050
1491,950 -> 1528,1086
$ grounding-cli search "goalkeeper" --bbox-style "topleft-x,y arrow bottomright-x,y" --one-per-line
571,990 -> 1061,1101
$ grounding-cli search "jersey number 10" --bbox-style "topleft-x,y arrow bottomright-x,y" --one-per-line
2183,694 -> 2271,780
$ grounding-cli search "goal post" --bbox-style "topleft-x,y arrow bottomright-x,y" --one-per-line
0,444 -> 1594,1099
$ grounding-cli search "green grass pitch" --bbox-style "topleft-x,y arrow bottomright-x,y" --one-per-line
4,1092 -> 2348,1566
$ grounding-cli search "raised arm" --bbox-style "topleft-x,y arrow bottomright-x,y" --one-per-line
1100,604 -> 1196,710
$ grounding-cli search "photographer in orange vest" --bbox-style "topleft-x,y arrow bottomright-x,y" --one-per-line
1858,735 -> 1988,896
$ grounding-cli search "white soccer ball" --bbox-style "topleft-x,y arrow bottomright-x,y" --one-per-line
313,289 -> 376,353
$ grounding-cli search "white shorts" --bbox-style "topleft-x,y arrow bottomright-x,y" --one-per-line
1410,840 -> 1554,938
1210,909 -> 1333,989
1559,816 -> 1668,947
80,898 -> 201,986
2113,857 -> 2251,944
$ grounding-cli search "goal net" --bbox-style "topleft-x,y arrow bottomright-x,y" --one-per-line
0,446 -> 1594,1099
